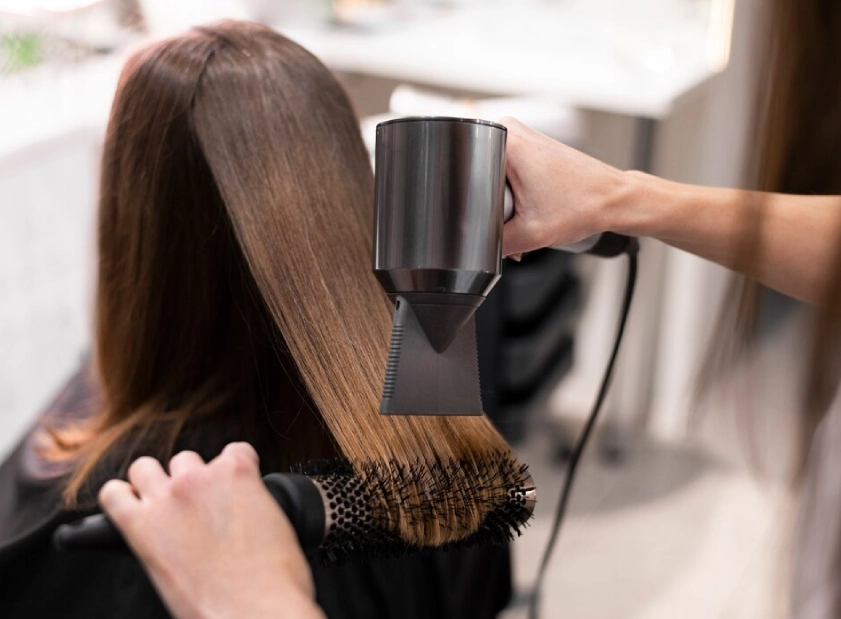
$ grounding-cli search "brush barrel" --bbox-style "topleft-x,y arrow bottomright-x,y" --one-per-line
374,117 -> 506,298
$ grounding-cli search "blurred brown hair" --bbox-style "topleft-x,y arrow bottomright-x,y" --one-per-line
41,21 -> 514,545
699,0 -> 841,470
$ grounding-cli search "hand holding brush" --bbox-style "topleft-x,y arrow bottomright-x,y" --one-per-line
77,443 -> 325,619
54,443 -> 535,617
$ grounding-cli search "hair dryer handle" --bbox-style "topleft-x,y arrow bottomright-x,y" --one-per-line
503,185 -> 637,257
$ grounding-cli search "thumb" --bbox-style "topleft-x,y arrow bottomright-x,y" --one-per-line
502,183 -> 552,256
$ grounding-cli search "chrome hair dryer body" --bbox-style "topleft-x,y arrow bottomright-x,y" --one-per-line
374,117 -> 507,416
372,116 -> 637,416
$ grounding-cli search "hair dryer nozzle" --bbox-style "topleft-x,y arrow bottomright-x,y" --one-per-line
380,294 -> 484,416
373,117 -> 506,417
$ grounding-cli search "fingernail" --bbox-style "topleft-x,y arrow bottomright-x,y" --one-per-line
510,253 -> 522,263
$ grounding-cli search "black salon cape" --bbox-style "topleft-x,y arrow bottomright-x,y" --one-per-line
0,373 -> 512,619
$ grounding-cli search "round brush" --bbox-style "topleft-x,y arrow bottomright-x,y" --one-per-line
53,454 -> 536,566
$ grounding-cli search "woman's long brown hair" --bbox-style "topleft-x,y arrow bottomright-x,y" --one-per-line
43,21 -> 514,546
698,0 -> 841,464
758,1 -> 841,438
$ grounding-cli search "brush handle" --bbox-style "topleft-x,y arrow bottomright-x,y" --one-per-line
53,512 -> 123,550
53,473 -> 326,555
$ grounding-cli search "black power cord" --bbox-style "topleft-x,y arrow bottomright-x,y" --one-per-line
528,244 -> 639,619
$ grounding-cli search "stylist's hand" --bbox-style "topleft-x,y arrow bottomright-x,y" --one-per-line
501,117 -> 635,257
99,443 -> 325,619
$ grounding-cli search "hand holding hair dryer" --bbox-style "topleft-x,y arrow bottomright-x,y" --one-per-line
373,116 -> 636,416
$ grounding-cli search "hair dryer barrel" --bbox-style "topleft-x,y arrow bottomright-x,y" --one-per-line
374,117 -> 507,298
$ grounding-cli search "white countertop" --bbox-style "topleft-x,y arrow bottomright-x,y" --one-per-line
280,0 -> 732,119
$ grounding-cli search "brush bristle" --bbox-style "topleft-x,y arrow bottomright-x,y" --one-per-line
292,453 -> 534,566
